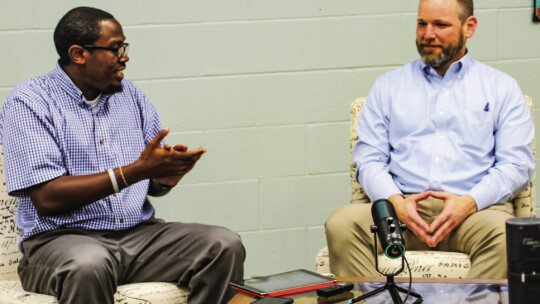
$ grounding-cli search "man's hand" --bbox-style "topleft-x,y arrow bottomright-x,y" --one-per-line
389,192 -> 432,245
136,127 -> 206,185
157,144 -> 206,186
426,191 -> 478,247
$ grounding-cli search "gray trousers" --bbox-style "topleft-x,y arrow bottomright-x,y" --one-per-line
18,218 -> 245,304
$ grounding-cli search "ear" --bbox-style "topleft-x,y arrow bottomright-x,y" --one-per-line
67,45 -> 88,65
463,16 -> 478,39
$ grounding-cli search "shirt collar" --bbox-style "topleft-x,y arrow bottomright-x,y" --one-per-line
420,50 -> 472,81
51,61 -> 112,105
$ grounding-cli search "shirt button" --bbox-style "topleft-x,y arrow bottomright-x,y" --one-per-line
435,157 -> 440,162
120,219 -> 124,223
79,102 -> 84,106
439,111 -> 444,115
96,113 -> 99,117
439,136 -> 444,140
100,140 -> 104,144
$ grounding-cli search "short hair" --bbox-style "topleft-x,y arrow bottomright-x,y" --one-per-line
456,0 -> 474,23
53,7 -> 115,66
419,0 -> 474,23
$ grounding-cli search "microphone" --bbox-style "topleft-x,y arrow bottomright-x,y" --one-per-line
371,199 -> 406,259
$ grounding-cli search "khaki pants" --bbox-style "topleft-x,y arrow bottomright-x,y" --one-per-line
325,197 -> 514,279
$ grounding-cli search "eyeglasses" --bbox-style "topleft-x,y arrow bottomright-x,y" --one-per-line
82,43 -> 129,58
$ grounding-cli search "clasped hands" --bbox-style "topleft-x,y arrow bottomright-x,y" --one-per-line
138,126 -> 206,187
389,191 -> 478,247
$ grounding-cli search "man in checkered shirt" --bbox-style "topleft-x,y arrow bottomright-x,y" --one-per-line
0,7 -> 245,304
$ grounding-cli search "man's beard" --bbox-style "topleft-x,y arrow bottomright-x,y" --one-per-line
102,83 -> 123,95
416,31 -> 464,68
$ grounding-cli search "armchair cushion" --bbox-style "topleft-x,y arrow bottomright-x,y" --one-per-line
0,280 -> 189,304
316,246 -> 470,278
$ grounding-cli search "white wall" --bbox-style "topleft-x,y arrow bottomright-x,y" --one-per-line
1,0 -> 539,277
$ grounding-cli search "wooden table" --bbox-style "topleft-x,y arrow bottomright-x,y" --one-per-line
228,277 -> 508,304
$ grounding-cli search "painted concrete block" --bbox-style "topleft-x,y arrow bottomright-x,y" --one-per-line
30,1 -> 143,28
306,123 -> 349,174
305,226 -> 327,271
467,10 -> 498,62
162,126 -> 306,183
491,59 -> 540,102
125,15 -> 404,80
259,174 -> 349,229
145,70 -> 358,131
476,0 -> 531,9
139,0 -> 415,24
152,180 -> 259,231
0,2 -> 34,30
240,229 -> 306,277
498,9 -> 540,59
0,31 -> 56,87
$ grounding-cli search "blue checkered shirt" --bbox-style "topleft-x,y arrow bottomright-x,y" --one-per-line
0,63 -> 162,248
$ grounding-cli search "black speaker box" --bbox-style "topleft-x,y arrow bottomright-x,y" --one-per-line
506,217 -> 540,304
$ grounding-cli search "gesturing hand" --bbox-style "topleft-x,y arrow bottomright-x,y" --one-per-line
157,143 -> 206,186
137,127 -> 206,183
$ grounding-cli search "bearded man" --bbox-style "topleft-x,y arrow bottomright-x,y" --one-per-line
325,0 -> 534,279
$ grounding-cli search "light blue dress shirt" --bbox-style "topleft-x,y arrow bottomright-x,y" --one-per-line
0,63 -> 162,247
353,54 -> 534,210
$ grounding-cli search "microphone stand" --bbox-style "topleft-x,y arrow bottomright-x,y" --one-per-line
349,225 -> 423,304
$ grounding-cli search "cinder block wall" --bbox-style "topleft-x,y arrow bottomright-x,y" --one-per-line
1,0 -> 539,277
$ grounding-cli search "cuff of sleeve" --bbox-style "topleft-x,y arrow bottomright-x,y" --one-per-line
370,175 -> 403,201
469,183 -> 493,211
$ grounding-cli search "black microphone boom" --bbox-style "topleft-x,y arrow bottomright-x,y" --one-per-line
371,199 -> 406,259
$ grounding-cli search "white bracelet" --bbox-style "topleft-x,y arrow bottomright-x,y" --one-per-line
107,168 -> 120,194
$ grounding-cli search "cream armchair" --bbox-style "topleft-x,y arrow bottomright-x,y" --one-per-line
316,96 -> 536,278
0,146 -> 190,304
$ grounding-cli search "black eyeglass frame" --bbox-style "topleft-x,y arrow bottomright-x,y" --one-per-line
82,43 -> 129,58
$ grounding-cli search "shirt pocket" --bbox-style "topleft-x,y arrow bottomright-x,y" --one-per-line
461,110 -> 494,147
463,110 -> 491,126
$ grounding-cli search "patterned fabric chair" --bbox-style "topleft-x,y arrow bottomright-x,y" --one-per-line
0,146 -> 190,304
316,96 -> 536,278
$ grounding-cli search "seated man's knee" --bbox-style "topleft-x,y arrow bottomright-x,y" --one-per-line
467,210 -> 510,259
325,204 -> 371,241
483,218 -> 507,251
207,226 -> 245,260
62,246 -> 116,282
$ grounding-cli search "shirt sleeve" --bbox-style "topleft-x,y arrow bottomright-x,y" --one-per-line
353,76 -> 403,201
0,82 -> 67,197
468,78 -> 535,210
